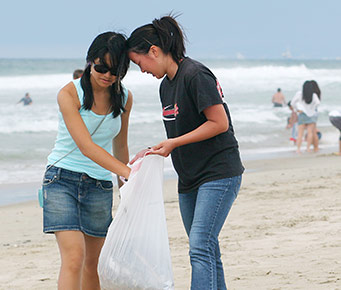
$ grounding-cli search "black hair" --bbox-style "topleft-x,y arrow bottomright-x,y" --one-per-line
302,81 -> 314,104
127,14 -> 186,64
277,88 -> 281,92
80,32 -> 130,118
310,80 -> 321,100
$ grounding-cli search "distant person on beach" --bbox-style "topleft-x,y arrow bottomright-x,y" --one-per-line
291,80 -> 320,153
329,110 -> 341,155
127,15 -> 244,289
311,80 -> 321,151
272,88 -> 286,107
73,69 -> 84,79
17,92 -> 32,106
286,101 -> 298,144
42,32 -> 132,289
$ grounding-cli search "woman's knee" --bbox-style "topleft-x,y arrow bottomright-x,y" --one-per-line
62,249 -> 85,273
83,255 -> 100,274
189,232 -> 217,259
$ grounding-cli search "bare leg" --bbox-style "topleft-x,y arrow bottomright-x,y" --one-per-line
306,123 -> 315,152
81,235 -> 106,290
296,124 -> 305,154
55,231 -> 85,290
313,125 -> 319,152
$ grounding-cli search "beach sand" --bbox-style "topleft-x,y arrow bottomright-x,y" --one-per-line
0,153 -> 340,289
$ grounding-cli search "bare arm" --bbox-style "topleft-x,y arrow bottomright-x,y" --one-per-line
291,92 -> 300,111
113,90 -> 133,187
57,82 -> 131,179
150,104 -> 229,157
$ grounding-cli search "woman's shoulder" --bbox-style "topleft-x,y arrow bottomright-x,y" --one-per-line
182,57 -> 208,72
181,57 -> 215,80
57,81 -> 80,106
292,91 -> 302,100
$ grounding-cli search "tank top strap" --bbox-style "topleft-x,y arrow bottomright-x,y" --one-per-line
72,78 -> 84,106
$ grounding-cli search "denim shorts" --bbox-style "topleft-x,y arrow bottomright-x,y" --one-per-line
43,166 -> 113,237
298,112 -> 317,125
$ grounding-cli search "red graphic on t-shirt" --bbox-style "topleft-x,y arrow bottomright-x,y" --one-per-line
216,80 -> 224,99
163,103 -> 179,121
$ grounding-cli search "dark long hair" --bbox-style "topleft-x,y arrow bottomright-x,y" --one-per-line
127,15 -> 186,64
302,80 -> 314,104
80,32 -> 130,118
310,80 -> 321,100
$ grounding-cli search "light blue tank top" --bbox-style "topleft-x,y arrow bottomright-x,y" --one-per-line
47,79 -> 128,181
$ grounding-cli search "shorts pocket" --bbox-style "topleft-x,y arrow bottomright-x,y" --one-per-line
43,167 -> 59,186
96,180 -> 113,191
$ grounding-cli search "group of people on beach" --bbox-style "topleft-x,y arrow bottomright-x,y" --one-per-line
273,81 -> 341,155
41,15 -> 244,290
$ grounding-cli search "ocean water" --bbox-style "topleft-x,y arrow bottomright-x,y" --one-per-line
0,58 -> 341,194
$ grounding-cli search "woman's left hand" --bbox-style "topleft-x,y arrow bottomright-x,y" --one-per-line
149,139 -> 177,157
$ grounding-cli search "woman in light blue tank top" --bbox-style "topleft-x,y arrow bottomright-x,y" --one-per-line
42,32 -> 133,289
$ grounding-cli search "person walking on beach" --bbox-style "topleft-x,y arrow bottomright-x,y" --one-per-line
291,80 -> 320,154
272,88 -> 286,107
127,15 -> 244,290
329,110 -> 341,155
73,69 -> 84,79
17,92 -> 33,106
42,32 -> 132,289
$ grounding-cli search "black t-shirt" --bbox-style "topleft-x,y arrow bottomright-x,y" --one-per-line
160,57 -> 244,193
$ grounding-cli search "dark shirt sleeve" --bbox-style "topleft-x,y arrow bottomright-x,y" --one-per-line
188,71 -> 224,114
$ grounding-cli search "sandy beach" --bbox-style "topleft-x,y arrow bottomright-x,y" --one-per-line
0,153 -> 340,289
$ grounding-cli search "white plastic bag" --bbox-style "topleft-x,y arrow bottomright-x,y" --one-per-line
98,155 -> 174,290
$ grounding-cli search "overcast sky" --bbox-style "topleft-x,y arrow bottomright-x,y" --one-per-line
1,0 -> 340,59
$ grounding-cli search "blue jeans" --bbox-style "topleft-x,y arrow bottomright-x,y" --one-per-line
179,175 -> 242,290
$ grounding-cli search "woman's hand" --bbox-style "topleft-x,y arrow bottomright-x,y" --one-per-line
129,148 -> 153,165
149,139 -> 177,157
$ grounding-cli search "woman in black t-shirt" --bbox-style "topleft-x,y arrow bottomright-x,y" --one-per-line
127,15 -> 244,290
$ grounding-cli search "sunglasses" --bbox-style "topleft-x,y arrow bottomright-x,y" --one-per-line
93,63 -> 117,76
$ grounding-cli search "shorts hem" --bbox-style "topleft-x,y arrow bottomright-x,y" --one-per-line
43,226 -> 107,238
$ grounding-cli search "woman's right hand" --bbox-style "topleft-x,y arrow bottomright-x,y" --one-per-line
129,148 -> 153,165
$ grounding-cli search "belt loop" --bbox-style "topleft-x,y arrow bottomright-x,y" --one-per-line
56,167 -> 62,180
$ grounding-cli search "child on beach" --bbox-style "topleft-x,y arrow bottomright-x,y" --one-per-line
127,15 -> 244,290
42,32 -> 132,289
286,101 -> 298,144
